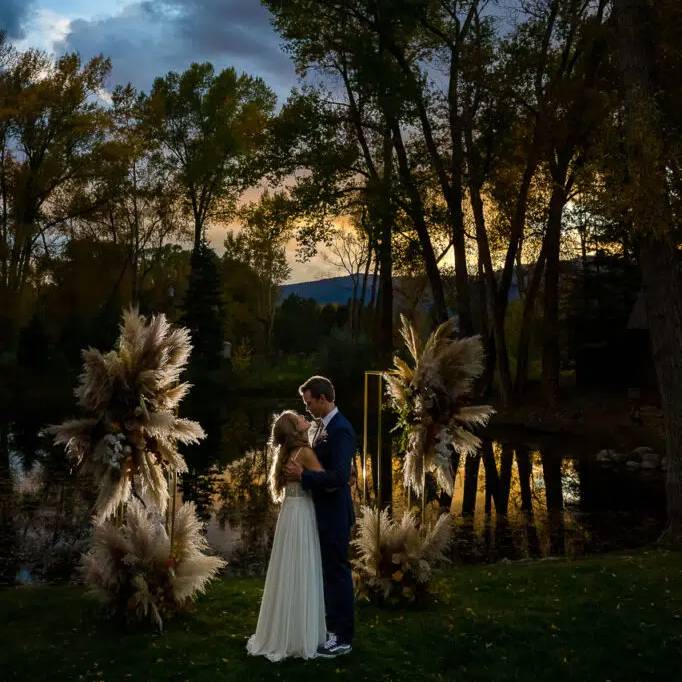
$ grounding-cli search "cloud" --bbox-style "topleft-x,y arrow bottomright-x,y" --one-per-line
14,8 -> 70,54
55,0 -> 295,99
1,0 -> 36,39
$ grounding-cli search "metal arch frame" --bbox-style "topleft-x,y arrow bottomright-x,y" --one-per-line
362,370 -> 385,576
362,370 -> 385,507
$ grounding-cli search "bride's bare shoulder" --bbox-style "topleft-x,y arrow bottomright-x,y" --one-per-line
297,446 -> 322,470
296,445 -> 315,459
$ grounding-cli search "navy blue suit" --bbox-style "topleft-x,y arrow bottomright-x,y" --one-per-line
301,410 -> 356,645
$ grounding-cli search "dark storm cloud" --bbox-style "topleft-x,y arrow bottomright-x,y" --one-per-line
166,0 -> 285,62
56,0 -> 295,98
0,0 -> 35,39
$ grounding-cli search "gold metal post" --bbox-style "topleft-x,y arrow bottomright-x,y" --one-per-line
421,459 -> 426,526
362,372 -> 369,506
376,372 -> 383,502
376,372 -> 383,575
169,469 -> 177,554
362,370 -> 386,577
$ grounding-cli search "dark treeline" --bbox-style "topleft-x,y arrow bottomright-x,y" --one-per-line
0,1 -> 680,542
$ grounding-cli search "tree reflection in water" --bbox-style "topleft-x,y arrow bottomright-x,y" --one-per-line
2,405 -> 668,581
365,440 -> 665,564
208,450 -> 278,575
0,416 -> 95,584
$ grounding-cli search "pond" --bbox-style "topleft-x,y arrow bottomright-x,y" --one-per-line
0,396 -> 666,585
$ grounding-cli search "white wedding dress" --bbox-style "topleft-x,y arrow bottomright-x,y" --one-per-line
246,479 -> 326,662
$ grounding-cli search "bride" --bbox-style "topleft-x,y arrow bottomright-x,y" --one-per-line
246,410 -> 326,661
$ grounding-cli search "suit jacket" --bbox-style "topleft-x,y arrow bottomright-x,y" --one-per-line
301,410 -> 356,535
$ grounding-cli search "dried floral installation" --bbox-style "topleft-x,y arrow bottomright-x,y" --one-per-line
82,499 -> 225,630
48,308 -> 225,629
351,505 -> 453,605
385,314 -> 495,496
47,308 -> 205,521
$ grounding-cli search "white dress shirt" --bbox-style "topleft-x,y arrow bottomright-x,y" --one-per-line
321,406 -> 339,429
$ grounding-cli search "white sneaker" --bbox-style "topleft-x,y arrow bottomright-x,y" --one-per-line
316,633 -> 336,656
316,634 -> 352,658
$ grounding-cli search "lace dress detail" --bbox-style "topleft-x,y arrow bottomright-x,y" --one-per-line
284,481 -> 307,498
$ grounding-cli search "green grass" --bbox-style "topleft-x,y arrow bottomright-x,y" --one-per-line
2,548 -> 682,681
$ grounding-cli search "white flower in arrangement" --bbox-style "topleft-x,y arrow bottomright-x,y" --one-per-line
96,433 -> 132,471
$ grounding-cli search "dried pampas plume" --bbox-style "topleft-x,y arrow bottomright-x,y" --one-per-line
351,505 -> 453,604
82,499 -> 226,630
46,308 -> 204,521
385,314 -> 495,495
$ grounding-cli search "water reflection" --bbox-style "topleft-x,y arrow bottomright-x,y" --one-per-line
0,403 -> 667,583
0,415 -> 95,584
381,440 -> 665,564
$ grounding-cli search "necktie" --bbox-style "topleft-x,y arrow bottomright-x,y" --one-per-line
312,419 -> 323,445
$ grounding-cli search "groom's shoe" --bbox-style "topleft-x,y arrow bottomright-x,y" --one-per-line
316,634 -> 352,658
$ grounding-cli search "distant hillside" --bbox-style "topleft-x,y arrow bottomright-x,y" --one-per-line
279,274 -> 520,307
278,276 -> 375,305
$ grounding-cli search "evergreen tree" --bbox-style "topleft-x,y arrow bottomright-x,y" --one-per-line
181,244 -> 224,366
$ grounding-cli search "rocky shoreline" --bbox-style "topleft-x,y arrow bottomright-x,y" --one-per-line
596,445 -> 666,471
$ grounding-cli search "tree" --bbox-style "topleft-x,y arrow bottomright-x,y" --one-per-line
144,63 -> 276,253
614,0 -> 682,544
265,6 -> 403,358
78,84 -> 187,303
340,0 -> 479,335
325,218 -> 371,334
224,192 -> 292,351
273,294 -> 323,353
0,47 -> 111,342
181,244 -> 225,366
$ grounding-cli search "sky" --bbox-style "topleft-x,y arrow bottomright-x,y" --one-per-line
2,0 -> 342,283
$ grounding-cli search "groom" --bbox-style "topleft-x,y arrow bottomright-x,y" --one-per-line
285,375 -> 356,658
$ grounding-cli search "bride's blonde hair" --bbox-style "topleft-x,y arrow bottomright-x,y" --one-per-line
267,410 -> 309,503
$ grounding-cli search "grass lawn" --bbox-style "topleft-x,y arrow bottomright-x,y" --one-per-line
2,548 -> 681,681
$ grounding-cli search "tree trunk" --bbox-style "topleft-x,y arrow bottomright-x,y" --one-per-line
639,237 -> 682,543
390,119 -> 448,323
515,445 -> 533,513
481,441 -> 502,513
616,0 -> 682,544
541,183 -> 567,405
461,453 -> 481,515
477,255 -> 495,397
514,240 -> 548,396
498,444 -> 514,515
381,34 -> 473,335
496,152 -> 539,318
375,129 -> 394,363
359,234 -> 372,317
466,124 -> 513,404
450,182 -> 474,336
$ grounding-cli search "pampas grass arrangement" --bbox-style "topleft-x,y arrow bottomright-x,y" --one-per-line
47,308 -> 205,521
82,499 -> 226,630
385,314 -> 495,496
352,505 -> 453,605
48,308 -> 225,629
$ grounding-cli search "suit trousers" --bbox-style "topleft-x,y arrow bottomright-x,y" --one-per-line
318,524 -> 354,644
